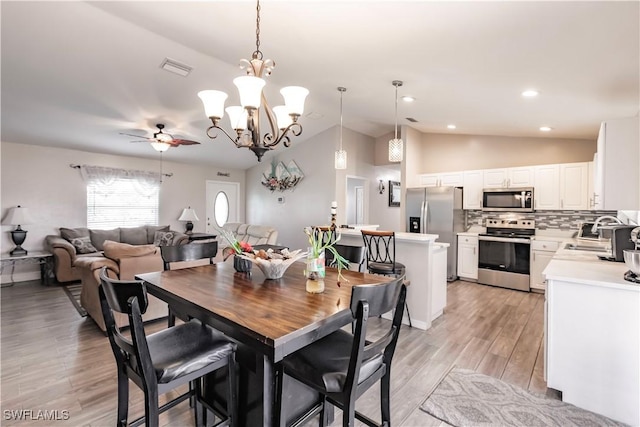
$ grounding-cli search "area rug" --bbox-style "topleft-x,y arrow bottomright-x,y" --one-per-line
420,367 -> 626,426
62,283 -> 87,317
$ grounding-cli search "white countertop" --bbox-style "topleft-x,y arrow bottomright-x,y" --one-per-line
338,228 -> 440,243
544,238 -> 639,292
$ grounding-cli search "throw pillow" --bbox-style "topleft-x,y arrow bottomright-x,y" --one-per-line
146,225 -> 170,244
103,240 -> 157,261
60,227 -> 90,242
70,236 -> 98,254
153,231 -> 176,247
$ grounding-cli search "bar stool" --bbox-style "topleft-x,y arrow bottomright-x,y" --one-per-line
361,230 -> 412,327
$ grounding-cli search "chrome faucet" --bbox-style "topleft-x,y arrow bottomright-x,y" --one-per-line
591,215 -> 623,234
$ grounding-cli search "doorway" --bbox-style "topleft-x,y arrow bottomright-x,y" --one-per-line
206,181 -> 240,234
346,176 -> 368,225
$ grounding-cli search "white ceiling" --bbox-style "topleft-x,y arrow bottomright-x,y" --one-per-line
2,1 -> 638,170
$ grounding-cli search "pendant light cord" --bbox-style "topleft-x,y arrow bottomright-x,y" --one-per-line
340,89 -> 344,150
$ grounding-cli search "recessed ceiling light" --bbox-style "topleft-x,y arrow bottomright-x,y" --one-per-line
402,96 -> 415,102
447,124 -> 456,130
522,89 -> 539,97
539,126 -> 552,132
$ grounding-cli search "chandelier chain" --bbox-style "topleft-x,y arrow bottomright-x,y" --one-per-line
254,0 -> 262,59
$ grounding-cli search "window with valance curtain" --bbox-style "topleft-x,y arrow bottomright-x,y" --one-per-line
81,165 -> 160,229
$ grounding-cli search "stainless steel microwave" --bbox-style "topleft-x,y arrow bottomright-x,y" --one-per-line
482,187 -> 534,212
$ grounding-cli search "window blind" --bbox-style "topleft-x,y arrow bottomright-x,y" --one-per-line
87,178 -> 159,229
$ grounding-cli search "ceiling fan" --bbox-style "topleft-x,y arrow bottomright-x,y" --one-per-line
120,123 -> 201,152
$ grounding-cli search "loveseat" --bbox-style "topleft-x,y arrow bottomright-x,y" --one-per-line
45,225 -> 189,332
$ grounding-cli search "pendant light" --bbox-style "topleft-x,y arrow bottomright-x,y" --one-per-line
388,80 -> 403,162
335,87 -> 347,170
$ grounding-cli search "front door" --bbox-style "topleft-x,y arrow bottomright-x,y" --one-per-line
206,181 -> 240,233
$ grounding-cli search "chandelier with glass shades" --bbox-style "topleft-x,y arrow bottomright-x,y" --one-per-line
197,0 -> 309,162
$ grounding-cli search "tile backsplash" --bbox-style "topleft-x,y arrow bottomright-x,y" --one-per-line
466,210 -> 619,231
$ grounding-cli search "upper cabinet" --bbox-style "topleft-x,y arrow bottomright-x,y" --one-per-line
418,172 -> 463,187
534,164 -> 560,210
594,117 -> 640,210
559,162 -> 589,210
463,170 -> 483,209
483,167 -> 534,188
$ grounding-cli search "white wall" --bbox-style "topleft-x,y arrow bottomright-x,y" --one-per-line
245,126 -> 383,250
1,142 -> 245,281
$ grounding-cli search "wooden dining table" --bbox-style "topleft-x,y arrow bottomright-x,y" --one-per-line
136,259 -> 394,427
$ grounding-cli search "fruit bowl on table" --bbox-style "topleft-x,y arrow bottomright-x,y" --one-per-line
238,248 -> 307,279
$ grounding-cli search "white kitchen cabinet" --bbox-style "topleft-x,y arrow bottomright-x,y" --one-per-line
419,172 -> 463,187
483,167 -> 534,189
463,170 -> 483,209
588,160 -> 597,210
559,162 -> 589,210
530,239 -> 559,290
594,116 -> 640,210
534,164 -> 560,210
457,235 -> 478,280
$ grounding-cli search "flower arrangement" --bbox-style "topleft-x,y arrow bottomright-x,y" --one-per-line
304,226 -> 350,283
218,227 -> 253,260
261,175 -> 301,192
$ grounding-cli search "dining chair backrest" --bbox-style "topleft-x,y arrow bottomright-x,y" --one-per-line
98,267 -> 155,388
326,244 -> 366,272
160,241 -> 218,271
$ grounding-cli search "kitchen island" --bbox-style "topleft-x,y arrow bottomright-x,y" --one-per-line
544,248 -> 640,426
337,229 -> 448,330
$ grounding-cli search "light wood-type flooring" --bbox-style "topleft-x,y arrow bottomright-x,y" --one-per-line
1,279 -> 551,426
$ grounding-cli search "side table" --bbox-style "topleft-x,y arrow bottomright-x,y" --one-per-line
0,252 -> 55,287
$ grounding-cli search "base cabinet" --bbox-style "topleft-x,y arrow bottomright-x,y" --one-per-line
457,235 -> 478,280
546,278 -> 640,425
530,239 -> 559,290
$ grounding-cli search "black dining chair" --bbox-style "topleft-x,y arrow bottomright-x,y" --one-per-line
98,267 -> 237,427
326,244 -> 366,273
160,242 -> 218,327
277,277 -> 407,427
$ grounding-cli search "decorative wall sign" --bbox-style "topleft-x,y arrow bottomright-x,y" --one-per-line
261,160 -> 304,192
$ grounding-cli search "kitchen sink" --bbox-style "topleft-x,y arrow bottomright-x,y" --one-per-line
564,243 -> 609,253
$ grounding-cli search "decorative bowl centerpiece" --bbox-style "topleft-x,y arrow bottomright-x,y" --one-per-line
238,248 -> 307,279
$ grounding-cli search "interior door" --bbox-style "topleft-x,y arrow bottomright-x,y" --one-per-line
206,181 -> 240,233
355,186 -> 364,224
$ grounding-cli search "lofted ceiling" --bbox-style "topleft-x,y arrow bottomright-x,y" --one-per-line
2,1 -> 638,170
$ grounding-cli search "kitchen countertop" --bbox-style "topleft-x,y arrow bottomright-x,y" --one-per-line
339,228 -> 441,243
544,239 -> 638,291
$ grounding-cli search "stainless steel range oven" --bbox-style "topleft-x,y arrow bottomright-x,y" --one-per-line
478,218 -> 535,292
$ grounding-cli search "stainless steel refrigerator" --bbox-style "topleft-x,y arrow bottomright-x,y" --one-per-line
406,186 -> 464,281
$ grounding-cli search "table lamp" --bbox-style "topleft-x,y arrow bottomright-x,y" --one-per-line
2,205 -> 35,256
178,207 -> 199,235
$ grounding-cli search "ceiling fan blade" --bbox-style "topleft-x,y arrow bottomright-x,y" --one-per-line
120,132 -> 154,141
129,140 -> 150,144
171,139 -> 201,146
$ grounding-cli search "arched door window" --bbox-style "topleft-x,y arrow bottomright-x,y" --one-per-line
214,191 -> 229,227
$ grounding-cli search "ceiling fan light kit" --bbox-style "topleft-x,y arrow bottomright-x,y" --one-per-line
121,123 -> 201,152
198,0 -> 308,162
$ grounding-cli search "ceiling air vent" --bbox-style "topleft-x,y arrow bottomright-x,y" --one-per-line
406,117 -> 418,123
160,58 -> 192,77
